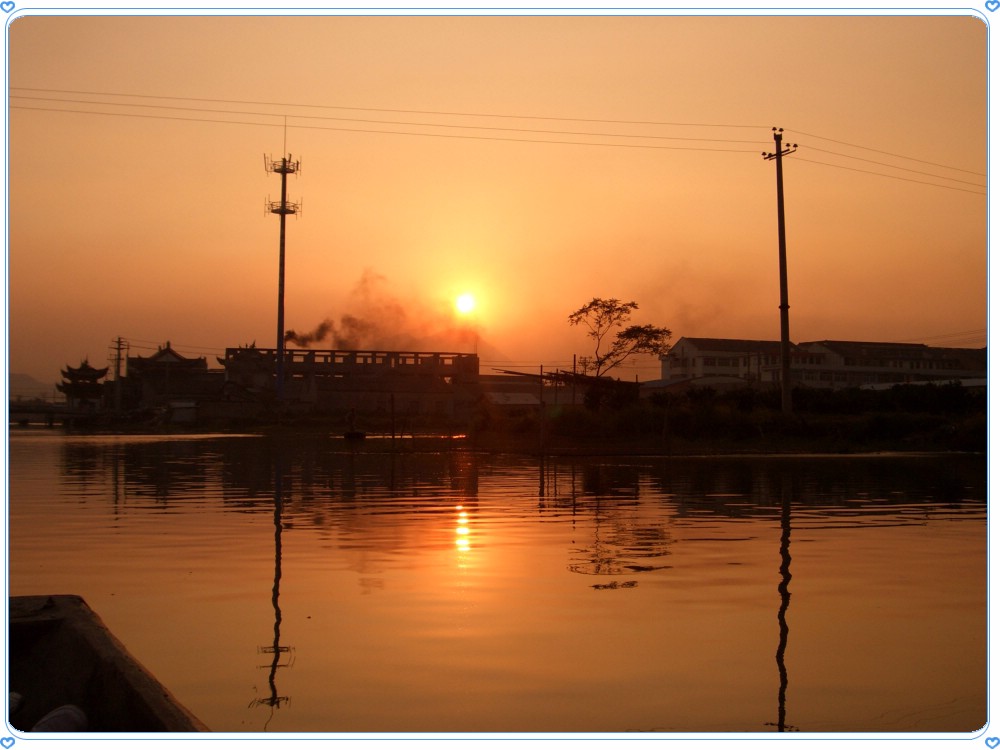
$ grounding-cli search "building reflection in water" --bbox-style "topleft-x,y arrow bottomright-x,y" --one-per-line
558,459 -> 672,581
41,438 -> 985,731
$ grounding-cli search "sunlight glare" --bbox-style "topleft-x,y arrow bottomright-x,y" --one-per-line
455,293 -> 476,315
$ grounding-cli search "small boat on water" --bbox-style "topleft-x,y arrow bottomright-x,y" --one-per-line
9,595 -> 208,732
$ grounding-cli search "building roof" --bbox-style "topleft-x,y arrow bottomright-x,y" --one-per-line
801,340 -> 928,356
127,343 -> 207,374
666,337 -> 790,355
670,337 -> 985,362
60,359 -> 109,381
803,340 -> 986,365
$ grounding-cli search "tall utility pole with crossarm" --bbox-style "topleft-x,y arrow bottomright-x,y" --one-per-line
763,127 -> 797,415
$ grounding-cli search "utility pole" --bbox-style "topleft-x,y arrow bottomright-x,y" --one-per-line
111,336 -> 127,413
572,354 -> 577,406
763,128 -> 797,415
538,364 -> 545,453
265,152 -> 301,402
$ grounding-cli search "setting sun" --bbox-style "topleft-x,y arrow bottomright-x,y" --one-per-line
455,293 -> 476,315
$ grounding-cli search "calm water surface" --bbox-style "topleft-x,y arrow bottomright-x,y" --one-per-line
6,432 -> 986,733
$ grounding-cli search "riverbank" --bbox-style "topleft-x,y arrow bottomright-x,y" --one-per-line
466,416 -> 986,457
471,381 -> 987,456
14,382 -> 986,457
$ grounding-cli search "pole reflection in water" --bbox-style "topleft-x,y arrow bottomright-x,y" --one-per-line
10,439 -> 985,732
250,455 -> 293,728
774,485 -> 794,732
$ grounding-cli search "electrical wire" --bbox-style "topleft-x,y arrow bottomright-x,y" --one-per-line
791,155 -> 987,196
14,88 -> 981,178
10,94 -> 766,146
9,88 -> 984,191
898,329 -> 987,346
796,143 -> 986,189
120,337 -> 228,356
11,104 -> 278,131
9,103 -> 763,153
785,128 -> 986,177
290,119 -> 759,152
10,86 -> 771,130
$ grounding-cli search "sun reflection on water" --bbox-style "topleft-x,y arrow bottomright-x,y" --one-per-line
455,504 -> 471,553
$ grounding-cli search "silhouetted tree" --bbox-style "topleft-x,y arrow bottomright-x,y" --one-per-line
568,298 -> 672,376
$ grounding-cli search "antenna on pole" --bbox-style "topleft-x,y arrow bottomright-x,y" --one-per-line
762,127 -> 798,415
265,143 -> 301,404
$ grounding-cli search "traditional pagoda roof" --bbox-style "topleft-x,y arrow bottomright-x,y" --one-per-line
127,342 -> 207,375
218,344 -> 270,368
60,359 -> 108,382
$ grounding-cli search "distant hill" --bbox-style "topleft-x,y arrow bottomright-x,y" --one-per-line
9,373 -> 57,400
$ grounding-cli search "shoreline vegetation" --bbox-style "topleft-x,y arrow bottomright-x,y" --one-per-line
30,381 -> 985,457
493,382 -> 987,456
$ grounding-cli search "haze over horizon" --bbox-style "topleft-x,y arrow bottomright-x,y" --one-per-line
5,13 -> 988,387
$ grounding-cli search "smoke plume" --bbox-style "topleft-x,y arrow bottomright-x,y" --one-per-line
285,319 -> 334,347
284,269 -> 479,352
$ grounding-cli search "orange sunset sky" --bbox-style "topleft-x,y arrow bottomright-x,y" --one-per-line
5,13 -> 988,386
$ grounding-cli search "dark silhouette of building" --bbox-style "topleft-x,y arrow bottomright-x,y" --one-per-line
56,360 -> 108,412
659,337 -> 986,391
218,346 -> 480,428
123,342 -> 221,414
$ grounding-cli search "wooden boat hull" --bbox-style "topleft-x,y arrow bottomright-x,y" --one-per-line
9,595 -> 208,732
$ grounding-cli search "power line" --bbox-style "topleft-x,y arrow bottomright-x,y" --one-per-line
786,128 -> 986,177
10,94 -> 765,146
898,328 -> 987,346
10,103 -> 762,153
11,104 -> 278,131
792,156 -> 987,195
10,88 -> 984,191
290,119 -> 759,152
11,94 -> 288,122
10,85 -> 770,130
798,143 -> 986,188
15,87 -> 980,178
121,337 -> 228,355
